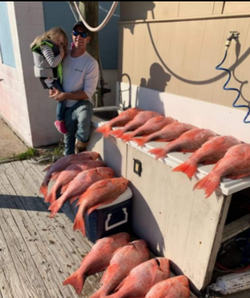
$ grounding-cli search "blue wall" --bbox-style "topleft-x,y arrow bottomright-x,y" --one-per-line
99,2 -> 120,69
43,1 -> 76,42
43,1 -> 119,70
0,2 -> 16,68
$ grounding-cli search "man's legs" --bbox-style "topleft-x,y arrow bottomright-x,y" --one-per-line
64,107 -> 77,155
75,101 -> 93,153
64,101 -> 93,155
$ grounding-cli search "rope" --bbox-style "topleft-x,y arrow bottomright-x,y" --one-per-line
73,2 -> 119,32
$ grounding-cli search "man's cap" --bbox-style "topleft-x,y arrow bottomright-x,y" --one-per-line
72,21 -> 90,33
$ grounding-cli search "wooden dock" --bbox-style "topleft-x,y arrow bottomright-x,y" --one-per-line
0,159 -> 203,298
0,160 -> 101,298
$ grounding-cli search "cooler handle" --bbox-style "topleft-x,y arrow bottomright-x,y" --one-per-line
105,208 -> 128,231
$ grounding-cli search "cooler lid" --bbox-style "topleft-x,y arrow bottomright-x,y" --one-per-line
97,187 -> 132,209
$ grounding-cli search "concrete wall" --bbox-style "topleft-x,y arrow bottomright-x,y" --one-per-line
118,2 -> 250,113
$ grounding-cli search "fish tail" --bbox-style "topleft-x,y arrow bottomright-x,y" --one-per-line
148,148 -> 167,159
63,270 -> 85,295
133,136 -> 148,147
73,206 -> 86,236
110,129 -> 124,138
48,199 -> 63,218
39,183 -> 48,198
173,161 -> 197,178
193,173 -> 220,198
95,124 -> 111,138
46,188 -> 57,204
121,133 -> 133,142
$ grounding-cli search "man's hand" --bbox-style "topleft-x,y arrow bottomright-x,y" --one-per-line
49,87 -> 66,102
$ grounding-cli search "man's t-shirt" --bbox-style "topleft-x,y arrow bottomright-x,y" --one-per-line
62,51 -> 99,108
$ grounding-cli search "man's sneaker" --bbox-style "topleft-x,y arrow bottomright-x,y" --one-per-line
54,120 -> 67,134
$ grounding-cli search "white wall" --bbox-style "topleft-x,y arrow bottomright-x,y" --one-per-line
15,2 -> 61,147
118,82 -> 250,144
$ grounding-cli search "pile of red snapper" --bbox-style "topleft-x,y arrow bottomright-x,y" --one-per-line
39,151 -> 129,236
63,232 -> 190,298
96,107 -> 250,198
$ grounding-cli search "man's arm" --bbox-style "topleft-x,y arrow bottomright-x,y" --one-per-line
49,59 -> 99,102
64,90 -> 89,100
49,89 -> 89,102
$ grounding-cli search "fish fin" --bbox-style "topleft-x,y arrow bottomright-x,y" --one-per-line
76,195 -> 84,206
132,136 -> 149,147
173,161 -> 197,178
109,129 -> 124,138
61,183 -> 69,194
48,198 -> 63,218
148,148 -> 167,160
228,174 -> 250,179
63,270 -> 85,295
193,173 -> 220,198
203,160 -> 217,166
70,196 -> 79,204
100,263 -> 120,285
87,197 -> 118,215
114,278 -> 126,292
95,124 -> 112,138
121,133 -> 133,142
156,138 -> 171,142
39,183 -> 48,198
50,172 -> 60,182
42,165 -> 51,172
180,149 -> 196,153
73,212 -> 86,236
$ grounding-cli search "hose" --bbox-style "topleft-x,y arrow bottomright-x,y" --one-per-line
73,1 -> 119,32
216,48 -> 250,123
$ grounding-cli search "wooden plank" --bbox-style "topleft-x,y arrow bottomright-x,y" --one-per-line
0,177 -> 48,298
222,214 -> 250,243
21,160 -> 95,251
0,221 -> 20,298
22,160 -> 105,293
8,162 -> 201,297
0,166 -> 77,298
5,161 -> 102,296
0,162 -> 100,297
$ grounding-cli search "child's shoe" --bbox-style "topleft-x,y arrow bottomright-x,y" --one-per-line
54,120 -> 67,134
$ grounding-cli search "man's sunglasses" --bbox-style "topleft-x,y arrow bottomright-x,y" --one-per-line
72,30 -> 88,38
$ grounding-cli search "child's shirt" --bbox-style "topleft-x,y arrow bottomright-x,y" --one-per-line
41,45 -> 62,68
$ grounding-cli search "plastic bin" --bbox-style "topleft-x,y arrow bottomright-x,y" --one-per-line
85,187 -> 133,243
60,187 -> 133,243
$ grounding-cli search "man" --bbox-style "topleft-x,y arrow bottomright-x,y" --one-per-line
49,21 -> 99,155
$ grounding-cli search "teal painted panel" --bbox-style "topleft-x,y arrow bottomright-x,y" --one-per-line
43,1 -> 119,70
99,2 -> 120,69
43,1 -> 76,43
0,2 -> 16,68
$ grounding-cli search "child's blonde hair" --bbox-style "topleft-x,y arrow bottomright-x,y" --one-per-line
30,27 -> 68,55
